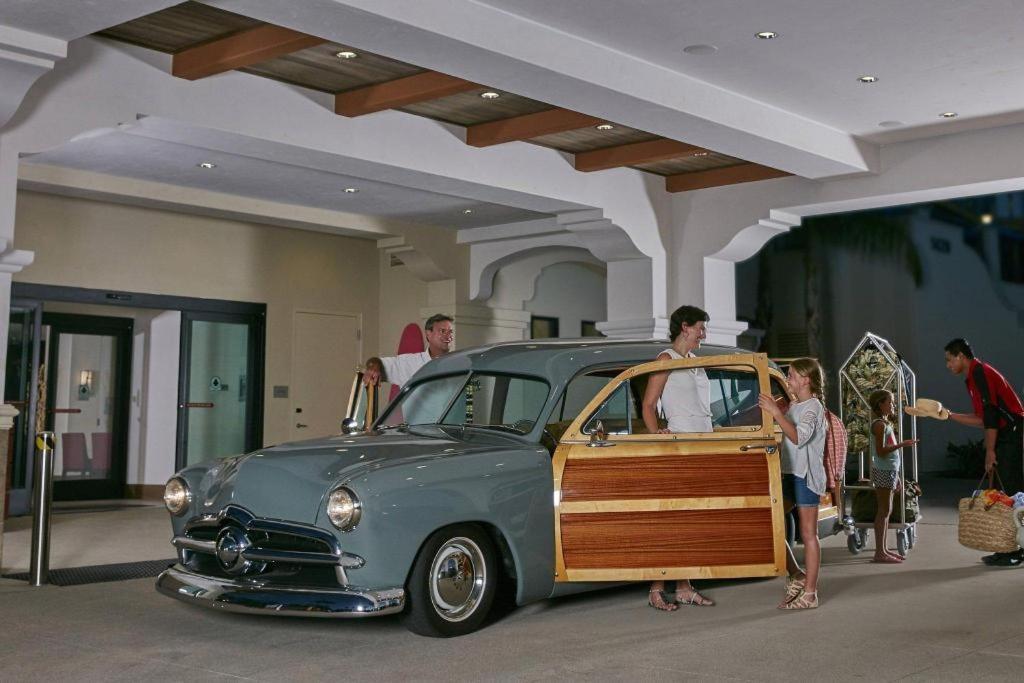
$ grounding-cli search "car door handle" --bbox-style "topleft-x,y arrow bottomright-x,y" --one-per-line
740,444 -> 777,453
296,423 -> 308,429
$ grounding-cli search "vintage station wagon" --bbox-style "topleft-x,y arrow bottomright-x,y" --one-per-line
157,340 -> 836,636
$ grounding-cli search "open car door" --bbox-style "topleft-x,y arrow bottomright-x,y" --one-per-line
552,353 -> 787,582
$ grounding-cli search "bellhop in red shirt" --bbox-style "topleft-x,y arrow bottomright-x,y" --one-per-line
944,337 -> 1024,566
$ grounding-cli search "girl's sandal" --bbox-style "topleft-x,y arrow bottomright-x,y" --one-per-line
780,589 -> 818,610
648,589 -> 678,611
674,589 -> 714,606
784,574 -> 806,599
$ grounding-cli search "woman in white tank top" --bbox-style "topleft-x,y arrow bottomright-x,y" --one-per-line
640,305 -> 715,611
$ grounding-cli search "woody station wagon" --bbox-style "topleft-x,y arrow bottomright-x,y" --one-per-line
157,340 -> 838,637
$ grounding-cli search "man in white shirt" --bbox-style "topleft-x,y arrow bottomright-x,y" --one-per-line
363,314 -> 454,389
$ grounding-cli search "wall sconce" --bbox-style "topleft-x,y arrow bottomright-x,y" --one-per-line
78,370 -> 94,400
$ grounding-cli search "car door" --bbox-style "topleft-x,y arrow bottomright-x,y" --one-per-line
551,353 -> 787,582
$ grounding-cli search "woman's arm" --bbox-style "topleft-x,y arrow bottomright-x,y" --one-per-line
641,353 -> 672,434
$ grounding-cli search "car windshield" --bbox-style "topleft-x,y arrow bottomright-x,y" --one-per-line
378,372 -> 550,435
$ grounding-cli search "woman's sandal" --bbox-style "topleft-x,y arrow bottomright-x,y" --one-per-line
674,588 -> 714,606
779,589 -> 818,610
648,589 -> 678,611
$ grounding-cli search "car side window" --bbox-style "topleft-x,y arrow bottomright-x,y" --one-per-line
583,382 -> 636,435
579,362 -> 765,437
708,368 -> 761,427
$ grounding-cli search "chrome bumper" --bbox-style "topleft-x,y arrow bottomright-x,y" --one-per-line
156,564 -> 405,618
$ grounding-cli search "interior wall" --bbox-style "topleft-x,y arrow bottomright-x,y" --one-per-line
377,251 -> 429,357
486,252 -> 607,339
526,262 -> 606,338
13,190 -> 380,451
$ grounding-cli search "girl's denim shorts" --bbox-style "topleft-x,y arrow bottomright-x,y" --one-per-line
782,473 -> 820,508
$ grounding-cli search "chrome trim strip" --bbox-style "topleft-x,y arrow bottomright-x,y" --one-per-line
156,565 -> 404,618
173,537 -> 216,553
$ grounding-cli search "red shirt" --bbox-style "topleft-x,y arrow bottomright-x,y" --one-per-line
965,359 -> 1024,430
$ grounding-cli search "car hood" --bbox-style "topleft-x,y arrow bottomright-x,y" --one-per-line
196,426 -> 527,523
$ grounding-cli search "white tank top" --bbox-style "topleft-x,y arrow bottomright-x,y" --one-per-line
660,348 -> 713,433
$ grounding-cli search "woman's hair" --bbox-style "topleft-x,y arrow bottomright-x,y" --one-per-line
668,305 -> 709,341
868,389 -> 894,422
790,358 -> 825,401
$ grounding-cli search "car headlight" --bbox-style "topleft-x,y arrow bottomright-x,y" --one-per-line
163,477 -> 192,516
326,487 -> 361,531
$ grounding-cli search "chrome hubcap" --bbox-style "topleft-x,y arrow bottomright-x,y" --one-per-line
429,537 -> 486,622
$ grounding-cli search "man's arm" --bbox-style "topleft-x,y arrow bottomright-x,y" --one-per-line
948,411 -> 984,428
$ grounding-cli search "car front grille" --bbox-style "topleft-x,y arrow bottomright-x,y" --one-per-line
174,504 -> 361,586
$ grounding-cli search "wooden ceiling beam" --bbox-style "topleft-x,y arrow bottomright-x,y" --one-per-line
335,72 -> 480,117
574,138 -> 708,172
172,24 -> 324,80
467,108 -> 605,147
665,164 -> 791,192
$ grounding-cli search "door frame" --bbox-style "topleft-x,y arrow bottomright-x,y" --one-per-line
176,310 -> 265,471
10,283 -> 267,502
42,312 -> 133,501
552,353 -> 787,582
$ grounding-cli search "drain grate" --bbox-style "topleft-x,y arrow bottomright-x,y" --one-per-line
3,559 -> 176,586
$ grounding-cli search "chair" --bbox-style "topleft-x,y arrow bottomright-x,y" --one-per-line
61,432 -> 88,476
91,432 -> 112,477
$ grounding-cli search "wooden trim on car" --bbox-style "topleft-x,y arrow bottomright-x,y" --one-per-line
560,495 -> 772,514
563,563 -> 782,583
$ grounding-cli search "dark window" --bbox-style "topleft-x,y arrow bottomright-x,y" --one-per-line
580,320 -> 604,337
999,231 -> 1024,284
530,315 -> 559,339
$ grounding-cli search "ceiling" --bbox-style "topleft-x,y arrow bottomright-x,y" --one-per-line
475,0 -> 1024,143
92,2 -> 784,194
7,0 -> 1024,234
20,131 -> 551,230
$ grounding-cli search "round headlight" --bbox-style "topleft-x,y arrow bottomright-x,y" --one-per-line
326,487 -> 361,531
163,477 -> 191,516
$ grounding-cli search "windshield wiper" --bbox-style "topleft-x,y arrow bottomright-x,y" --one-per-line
376,423 -> 408,432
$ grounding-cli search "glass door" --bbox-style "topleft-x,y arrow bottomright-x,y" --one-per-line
43,314 -> 133,501
176,312 -> 263,468
4,302 -> 42,515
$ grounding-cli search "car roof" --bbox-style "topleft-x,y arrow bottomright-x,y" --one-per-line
414,338 -> 750,384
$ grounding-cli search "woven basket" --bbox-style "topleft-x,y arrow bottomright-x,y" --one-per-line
958,495 -> 1019,552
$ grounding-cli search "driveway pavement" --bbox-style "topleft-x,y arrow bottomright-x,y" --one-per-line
0,476 -> 1021,681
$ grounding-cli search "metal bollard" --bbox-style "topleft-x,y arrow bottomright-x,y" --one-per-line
29,431 -> 55,586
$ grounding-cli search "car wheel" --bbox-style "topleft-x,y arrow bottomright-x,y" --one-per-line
403,524 -> 497,638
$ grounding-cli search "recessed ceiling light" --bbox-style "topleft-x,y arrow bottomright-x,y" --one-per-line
343,187 -> 359,193
755,31 -> 778,40
335,51 -> 358,59
682,44 -> 718,55
197,162 -> 216,169
940,112 -> 958,118
463,209 -> 473,214
480,91 -> 501,99
878,120 -> 903,128
980,213 -> 994,225
856,75 -> 878,83
595,123 -> 615,131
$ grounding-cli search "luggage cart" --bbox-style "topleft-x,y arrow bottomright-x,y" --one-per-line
838,332 -> 921,556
